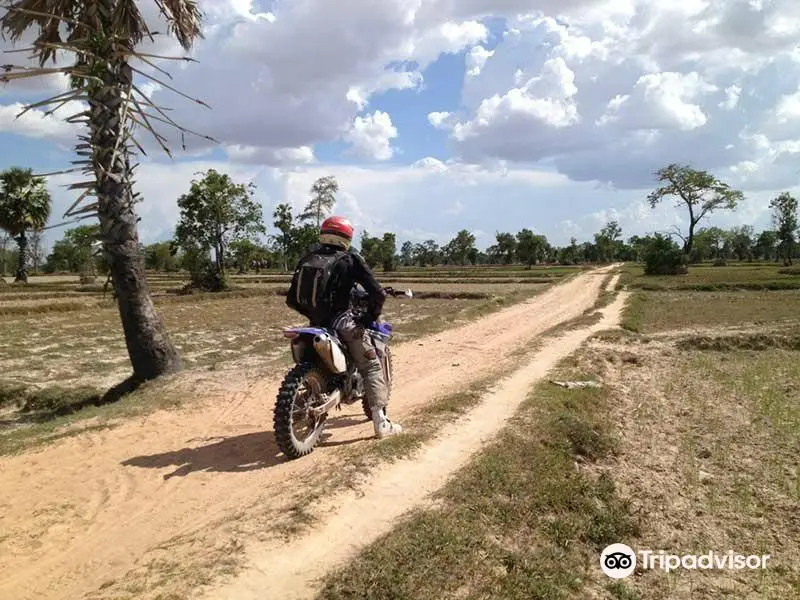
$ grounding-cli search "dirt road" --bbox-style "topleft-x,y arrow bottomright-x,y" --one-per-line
0,266 -> 618,600
205,286 -> 629,600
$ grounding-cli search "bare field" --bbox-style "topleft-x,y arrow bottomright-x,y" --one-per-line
0,266 -> 614,600
313,266 -> 800,600
12,261 -> 799,599
0,266 -> 571,432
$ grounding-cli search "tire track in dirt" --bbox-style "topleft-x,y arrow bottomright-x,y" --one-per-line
203,290 -> 631,600
0,266 -> 618,600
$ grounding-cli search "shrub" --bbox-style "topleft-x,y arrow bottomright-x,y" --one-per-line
712,258 -> 727,267
643,234 -> 687,275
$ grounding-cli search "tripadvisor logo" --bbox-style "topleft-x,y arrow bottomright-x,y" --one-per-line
601,544 -> 771,578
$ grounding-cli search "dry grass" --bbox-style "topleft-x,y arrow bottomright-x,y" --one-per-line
0,270 -> 554,390
621,290 -> 800,333
621,263 -> 800,291
0,267 -> 556,447
316,331 -> 800,600
317,343 -> 639,600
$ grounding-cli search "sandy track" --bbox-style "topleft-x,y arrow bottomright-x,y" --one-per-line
204,290 -> 630,600
0,266 -> 617,600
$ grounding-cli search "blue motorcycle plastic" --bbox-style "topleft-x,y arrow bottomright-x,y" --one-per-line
273,286 -> 411,459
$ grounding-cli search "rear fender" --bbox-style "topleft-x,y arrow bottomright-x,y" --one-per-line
290,338 -> 309,364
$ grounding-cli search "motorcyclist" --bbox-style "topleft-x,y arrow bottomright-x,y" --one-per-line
286,215 -> 402,439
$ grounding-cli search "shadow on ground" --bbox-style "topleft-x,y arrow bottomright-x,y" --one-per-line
121,414 -> 374,479
121,431 -> 286,479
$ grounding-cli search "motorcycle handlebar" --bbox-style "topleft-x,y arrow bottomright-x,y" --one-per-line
350,286 -> 413,299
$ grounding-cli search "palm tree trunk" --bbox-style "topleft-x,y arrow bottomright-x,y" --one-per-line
89,36 -> 181,381
14,231 -> 27,283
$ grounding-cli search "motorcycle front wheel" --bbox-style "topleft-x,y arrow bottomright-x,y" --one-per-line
274,363 -> 329,459
361,346 -> 392,421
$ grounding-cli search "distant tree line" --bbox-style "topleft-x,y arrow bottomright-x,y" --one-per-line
4,166 -> 799,288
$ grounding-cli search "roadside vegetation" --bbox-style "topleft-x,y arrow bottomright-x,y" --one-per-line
317,258 -> 800,600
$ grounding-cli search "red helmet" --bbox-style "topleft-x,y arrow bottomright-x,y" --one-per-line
320,216 -> 354,248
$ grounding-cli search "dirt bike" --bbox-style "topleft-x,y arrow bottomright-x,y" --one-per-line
274,286 -> 413,459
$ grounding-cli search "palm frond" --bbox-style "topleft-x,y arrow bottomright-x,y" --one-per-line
0,0 -> 215,220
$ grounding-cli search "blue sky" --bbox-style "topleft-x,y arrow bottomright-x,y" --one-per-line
0,0 -> 799,252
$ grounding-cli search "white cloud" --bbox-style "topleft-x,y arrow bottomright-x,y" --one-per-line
428,111 -> 455,129
466,45 -> 494,77
344,110 -> 398,161
447,0 -> 800,188
452,57 -> 581,161
409,20 -> 489,69
719,84 -> 742,109
0,102 -> 81,146
2,0 -> 800,237
223,144 -> 316,166
598,72 -> 718,131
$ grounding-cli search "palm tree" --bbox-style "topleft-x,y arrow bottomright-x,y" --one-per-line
0,167 -> 51,283
0,1 -> 211,385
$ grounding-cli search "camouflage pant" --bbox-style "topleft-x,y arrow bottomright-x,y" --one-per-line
333,311 -> 389,410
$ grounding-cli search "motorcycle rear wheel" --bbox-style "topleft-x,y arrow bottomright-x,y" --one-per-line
274,363 -> 329,459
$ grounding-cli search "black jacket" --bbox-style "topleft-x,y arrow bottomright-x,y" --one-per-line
307,244 -> 386,326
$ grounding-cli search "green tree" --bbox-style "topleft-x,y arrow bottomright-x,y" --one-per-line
494,232 -> 517,264
627,235 -> 648,262
290,223 -> 320,260
0,167 -> 51,283
558,237 -> 581,265
228,239 -> 260,273
770,192 -> 798,266
727,225 -> 754,261
0,231 -> 11,276
445,230 -> 477,265
144,242 -> 180,272
45,225 -> 98,273
647,164 -> 743,257
594,221 -> 622,262
754,230 -> 778,262
399,241 -> 414,266
643,234 -> 687,275
302,175 -> 338,226
360,232 -> 381,269
516,229 -> 549,267
29,228 -> 45,274
1,0 -> 207,382
360,231 -> 397,271
67,225 -> 101,280
273,203 -> 294,270
381,232 -> 397,271
690,228 -> 718,263
174,169 -> 266,281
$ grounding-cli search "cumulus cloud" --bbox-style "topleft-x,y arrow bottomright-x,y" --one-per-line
0,102 -> 82,146
446,0 -> 800,189
344,111 -> 398,160
1,0 -> 799,200
452,57 -> 582,162
597,72 -> 718,131
466,45 -> 494,77
224,144 -> 316,166
428,111 -> 455,129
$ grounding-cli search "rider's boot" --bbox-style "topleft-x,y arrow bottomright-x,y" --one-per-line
372,406 -> 402,438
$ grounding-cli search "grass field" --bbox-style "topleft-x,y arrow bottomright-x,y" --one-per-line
0,265 -> 579,437
4,260 -> 798,599
315,261 -> 800,599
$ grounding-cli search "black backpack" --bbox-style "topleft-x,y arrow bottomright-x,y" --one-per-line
286,249 -> 347,320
